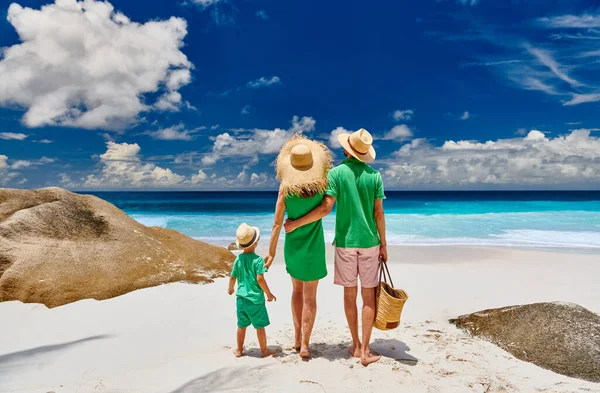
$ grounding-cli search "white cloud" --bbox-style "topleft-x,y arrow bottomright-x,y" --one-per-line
256,10 -> 269,20
202,115 -> 316,165
84,141 -> 186,188
329,127 -> 350,148
210,76 -> 282,96
11,160 -> 32,169
461,111 -> 470,120
0,155 -> 27,186
241,105 -> 251,115
193,0 -> 221,8
392,109 -> 414,122
155,91 -> 183,112
384,129 -> 600,188
236,169 -> 248,182
518,76 -> 561,96
166,69 -> 192,91
9,156 -> 55,169
437,0 -> 479,5
539,14 -> 600,29
35,139 -> 53,144
58,173 -> 78,189
39,157 -> 56,164
526,45 -> 581,87
0,0 -> 192,130
250,172 -> 269,185
581,50 -> 600,58
247,76 -> 281,89
383,125 -> 414,141
190,169 -> 208,184
463,20 -> 600,106
564,93 -> 600,106
143,124 -> 200,141
0,132 -> 28,140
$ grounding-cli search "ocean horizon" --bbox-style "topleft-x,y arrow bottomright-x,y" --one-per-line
83,190 -> 600,252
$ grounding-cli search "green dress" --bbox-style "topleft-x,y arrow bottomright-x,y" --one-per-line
284,193 -> 327,282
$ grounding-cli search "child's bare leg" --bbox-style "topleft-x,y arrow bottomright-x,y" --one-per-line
256,328 -> 275,357
235,327 -> 246,357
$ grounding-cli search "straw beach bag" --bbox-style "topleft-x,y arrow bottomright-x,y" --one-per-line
374,262 -> 408,331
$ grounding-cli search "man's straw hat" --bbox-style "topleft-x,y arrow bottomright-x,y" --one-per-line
236,223 -> 260,249
276,135 -> 332,197
338,128 -> 376,163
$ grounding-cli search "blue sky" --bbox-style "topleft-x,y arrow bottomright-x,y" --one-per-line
0,0 -> 599,190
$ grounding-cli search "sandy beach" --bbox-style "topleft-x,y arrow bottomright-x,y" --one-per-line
1,245 -> 599,393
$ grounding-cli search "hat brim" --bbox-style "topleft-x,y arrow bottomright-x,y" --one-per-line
337,133 -> 376,163
276,136 -> 332,197
236,226 -> 260,249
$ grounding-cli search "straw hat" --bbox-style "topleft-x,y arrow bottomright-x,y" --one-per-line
236,223 -> 260,249
338,128 -> 376,163
276,135 -> 332,197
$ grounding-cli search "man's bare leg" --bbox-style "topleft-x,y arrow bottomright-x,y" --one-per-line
235,327 -> 246,357
299,280 -> 319,358
256,328 -> 275,357
343,286 -> 362,358
360,287 -> 380,366
291,278 -> 304,350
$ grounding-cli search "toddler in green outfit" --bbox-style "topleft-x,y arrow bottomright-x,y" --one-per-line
228,223 -> 276,358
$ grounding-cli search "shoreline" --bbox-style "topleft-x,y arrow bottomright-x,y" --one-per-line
189,232 -> 600,253
251,243 -> 600,262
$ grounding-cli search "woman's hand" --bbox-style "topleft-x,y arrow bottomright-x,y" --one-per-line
284,219 -> 298,233
264,254 -> 274,269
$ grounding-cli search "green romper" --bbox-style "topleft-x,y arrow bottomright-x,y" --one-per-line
284,193 -> 328,282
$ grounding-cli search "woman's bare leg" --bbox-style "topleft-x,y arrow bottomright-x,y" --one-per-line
299,280 -> 319,358
291,277 -> 304,350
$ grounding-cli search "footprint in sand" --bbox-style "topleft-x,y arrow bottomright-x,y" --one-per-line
298,380 -> 327,392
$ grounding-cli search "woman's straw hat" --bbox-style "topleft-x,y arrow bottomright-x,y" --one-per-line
236,223 -> 260,249
276,135 -> 332,197
338,128 -> 376,163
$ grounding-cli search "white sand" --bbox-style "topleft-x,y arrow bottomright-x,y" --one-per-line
1,245 -> 599,393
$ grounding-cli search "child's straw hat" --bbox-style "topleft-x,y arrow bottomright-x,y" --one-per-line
236,223 -> 260,249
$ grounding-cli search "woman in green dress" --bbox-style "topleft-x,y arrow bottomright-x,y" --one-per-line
265,135 -> 331,359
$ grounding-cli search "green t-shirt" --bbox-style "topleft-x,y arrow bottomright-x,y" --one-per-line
231,252 -> 268,304
326,157 -> 386,248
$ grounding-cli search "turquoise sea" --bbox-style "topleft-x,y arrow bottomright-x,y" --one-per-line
85,191 -> 600,251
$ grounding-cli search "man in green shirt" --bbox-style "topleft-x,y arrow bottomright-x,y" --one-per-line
284,128 -> 387,366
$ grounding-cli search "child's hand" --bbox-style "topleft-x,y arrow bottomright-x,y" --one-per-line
228,288 -> 234,295
267,293 -> 276,302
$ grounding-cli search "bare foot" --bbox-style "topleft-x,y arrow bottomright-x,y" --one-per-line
300,346 -> 310,359
234,348 -> 243,358
360,353 -> 381,367
261,348 -> 277,358
348,344 -> 362,358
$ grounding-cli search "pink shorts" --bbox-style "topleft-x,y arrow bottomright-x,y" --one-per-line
334,245 -> 380,288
